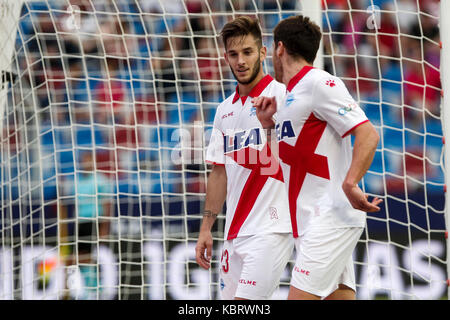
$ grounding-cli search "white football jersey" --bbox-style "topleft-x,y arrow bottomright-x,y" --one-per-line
275,66 -> 369,238
206,75 -> 292,240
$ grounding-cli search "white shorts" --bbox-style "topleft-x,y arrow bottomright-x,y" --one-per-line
219,233 -> 294,300
290,227 -> 363,298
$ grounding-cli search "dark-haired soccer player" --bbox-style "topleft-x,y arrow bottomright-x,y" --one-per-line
253,15 -> 382,300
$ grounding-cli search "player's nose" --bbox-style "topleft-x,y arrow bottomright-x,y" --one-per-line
237,53 -> 246,66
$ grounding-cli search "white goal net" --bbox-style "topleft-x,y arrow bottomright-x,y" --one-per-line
0,0 -> 447,300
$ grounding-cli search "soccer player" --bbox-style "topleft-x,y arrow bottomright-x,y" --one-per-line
195,16 -> 293,300
253,15 -> 382,300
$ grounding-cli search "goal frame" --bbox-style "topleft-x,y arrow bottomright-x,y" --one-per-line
439,0 -> 450,299
0,0 -> 449,300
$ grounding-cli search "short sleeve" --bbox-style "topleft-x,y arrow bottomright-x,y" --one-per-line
312,76 -> 369,137
205,111 -> 226,166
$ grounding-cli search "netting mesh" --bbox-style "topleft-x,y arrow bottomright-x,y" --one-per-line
321,0 -> 445,299
0,0 -> 447,300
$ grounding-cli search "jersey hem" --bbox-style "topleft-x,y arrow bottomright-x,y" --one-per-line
225,230 -> 293,241
205,160 -> 225,166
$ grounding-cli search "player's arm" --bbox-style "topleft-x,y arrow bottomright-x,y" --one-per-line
312,75 -> 382,212
195,164 -> 227,269
342,121 -> 383,212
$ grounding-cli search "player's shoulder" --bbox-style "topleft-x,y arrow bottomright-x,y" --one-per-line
267,78 -> 286,92
311,69 -> 345,89
309,68 -> 337,83
215,93 -> 235,114
308,69 -> 349,100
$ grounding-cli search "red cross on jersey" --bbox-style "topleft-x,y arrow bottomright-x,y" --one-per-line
276,66 -> 370,238
206,75 -> 292,240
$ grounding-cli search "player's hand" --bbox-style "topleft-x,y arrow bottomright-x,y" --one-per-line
195,230 -> 213,269
252,96 -> 277,129
342,183 -> 383,212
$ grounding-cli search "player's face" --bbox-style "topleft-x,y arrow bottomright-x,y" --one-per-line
224,35 -> 266,85
272,42 -> 283,83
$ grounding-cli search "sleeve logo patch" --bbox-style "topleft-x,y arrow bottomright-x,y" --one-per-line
325,79 -> 336,87
338,102 -> 358,116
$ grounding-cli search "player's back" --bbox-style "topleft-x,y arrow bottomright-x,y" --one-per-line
275,66 -> 369,237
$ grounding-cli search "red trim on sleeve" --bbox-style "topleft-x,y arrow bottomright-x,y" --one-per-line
205,160 -> 225,166
341,119 -> 370,138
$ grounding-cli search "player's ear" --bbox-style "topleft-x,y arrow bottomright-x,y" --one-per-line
224,51 -> 229,64
260,45 -> 267,61
275,41 -> 284,57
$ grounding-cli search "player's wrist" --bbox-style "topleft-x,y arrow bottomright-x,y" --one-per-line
342,180 -> 357,191
261,118 -> 275,129
203,210 -> 218,217
202,210 -> 218,223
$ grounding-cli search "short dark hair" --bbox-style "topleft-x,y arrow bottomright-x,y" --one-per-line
220,16 -> 263,49
273,15 -> 322,64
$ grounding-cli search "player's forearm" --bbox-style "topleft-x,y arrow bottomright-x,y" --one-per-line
201,165 -> 227,231
343,122 -> 379,189
266,127 -> 279,159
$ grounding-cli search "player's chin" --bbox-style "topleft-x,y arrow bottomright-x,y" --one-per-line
236,75 -> 251,84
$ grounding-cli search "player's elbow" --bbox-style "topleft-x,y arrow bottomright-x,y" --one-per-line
369,125 -> 379,149
369,125 -> 379,147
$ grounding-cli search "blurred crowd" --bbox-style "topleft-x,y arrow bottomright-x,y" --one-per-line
321,0 -> 442,194
8,0 -> 444,208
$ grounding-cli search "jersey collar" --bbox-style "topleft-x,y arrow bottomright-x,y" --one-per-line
286,65 -> 314,92
232,74 -> 274,104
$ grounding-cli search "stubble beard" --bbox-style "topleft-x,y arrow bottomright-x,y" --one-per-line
231,55 -> 261,85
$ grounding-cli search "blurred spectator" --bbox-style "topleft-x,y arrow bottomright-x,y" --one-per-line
93,57 -> 130,126
67,150 -> 113,299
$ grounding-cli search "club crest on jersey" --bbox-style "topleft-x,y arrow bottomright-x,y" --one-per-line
338,102 -> 358,116
223,128 -> 262,153
285,93 -> 295,107
249,106 -> 256,116
275,120 -> 295,141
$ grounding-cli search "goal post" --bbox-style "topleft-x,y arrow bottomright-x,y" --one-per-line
439,0 -> 450,300
0,0 -> 24,133
0,0 -> 448,300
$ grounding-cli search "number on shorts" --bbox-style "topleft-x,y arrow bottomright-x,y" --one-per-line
221,249 -> 229,273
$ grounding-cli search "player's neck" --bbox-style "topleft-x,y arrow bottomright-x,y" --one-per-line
237,70 -> 265,97
283,59 -> 311,87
